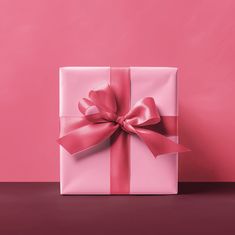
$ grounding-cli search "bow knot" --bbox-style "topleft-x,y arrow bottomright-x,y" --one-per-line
115,116 -> 136,134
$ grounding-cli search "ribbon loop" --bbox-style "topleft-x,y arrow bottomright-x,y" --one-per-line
125,97 -> 161,127
89,82 -> 117,113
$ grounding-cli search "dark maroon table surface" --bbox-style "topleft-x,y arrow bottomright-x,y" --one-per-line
1,183 -> 235,235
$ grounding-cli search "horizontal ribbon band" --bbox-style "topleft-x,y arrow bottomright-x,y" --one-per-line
59,116 -> 178,138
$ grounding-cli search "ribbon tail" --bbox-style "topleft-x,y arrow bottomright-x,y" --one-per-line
58,122 -> 119,155
135,127 -> 190,157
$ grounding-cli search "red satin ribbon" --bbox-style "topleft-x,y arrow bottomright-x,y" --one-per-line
58,67 -> 188,194
110,68 -> 131,194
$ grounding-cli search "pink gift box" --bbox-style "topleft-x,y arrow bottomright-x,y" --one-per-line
59,67 -> 179,194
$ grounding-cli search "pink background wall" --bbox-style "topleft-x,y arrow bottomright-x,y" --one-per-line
0,0 -> 235,182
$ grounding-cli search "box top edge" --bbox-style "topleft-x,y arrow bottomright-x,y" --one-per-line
59,66 -> 178,70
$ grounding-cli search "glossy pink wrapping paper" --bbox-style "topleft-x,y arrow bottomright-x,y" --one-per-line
60,67 -> 178,194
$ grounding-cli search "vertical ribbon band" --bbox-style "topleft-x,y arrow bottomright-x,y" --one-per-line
110,68 -> 131,194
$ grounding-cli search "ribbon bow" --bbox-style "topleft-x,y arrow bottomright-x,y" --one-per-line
58,82 -> 188,156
